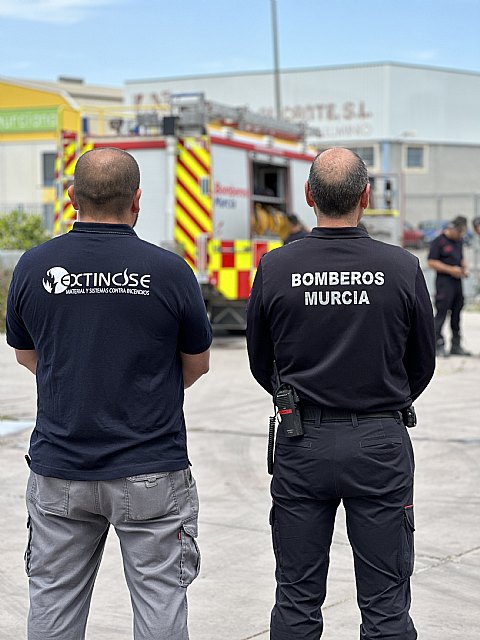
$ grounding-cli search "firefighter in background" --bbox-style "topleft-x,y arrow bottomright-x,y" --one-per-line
473,216 -> 480,301
283,213 -> 310,244
428,216 -> 471,357
473,217 -> 480,236
367,176 -> 376,209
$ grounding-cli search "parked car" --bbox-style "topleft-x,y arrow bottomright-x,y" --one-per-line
402,222 -> 424,249
418,220 -> 449,246
419,219 -> 473,246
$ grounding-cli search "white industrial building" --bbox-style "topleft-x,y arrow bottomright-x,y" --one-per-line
126,62 -> 480,226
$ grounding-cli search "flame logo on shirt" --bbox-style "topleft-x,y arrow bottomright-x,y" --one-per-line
42,267 -> 70,294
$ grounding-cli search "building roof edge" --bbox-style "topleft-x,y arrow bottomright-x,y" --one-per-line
0,75 -> 80,110
125,60 -> 480,85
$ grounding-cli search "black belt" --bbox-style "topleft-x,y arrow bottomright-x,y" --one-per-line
301,405 -> 401,422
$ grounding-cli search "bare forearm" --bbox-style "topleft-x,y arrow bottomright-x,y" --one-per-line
181,350 -> 210,389
428,259 -> 464,278
461,259 -> 469,275
15,349 -> 38,374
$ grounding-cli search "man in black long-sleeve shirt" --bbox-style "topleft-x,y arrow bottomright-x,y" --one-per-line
246,148 -> 435,640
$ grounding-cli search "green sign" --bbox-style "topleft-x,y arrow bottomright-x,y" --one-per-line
0,107 -> 58,133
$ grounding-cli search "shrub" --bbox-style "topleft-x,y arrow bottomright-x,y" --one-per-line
0,268 -> 12,331
0,210 -> 49,250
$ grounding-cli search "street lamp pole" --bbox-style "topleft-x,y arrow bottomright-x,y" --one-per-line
271,0 -> 282,119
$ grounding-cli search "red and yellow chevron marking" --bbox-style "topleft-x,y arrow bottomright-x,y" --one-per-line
54,138 -> 94,235
62,183 -> 77,231
63,138 -> 78,177
207,239 -> 281,300
53,151 -> 61,235
174,136 -> 212,269
81,142 -> 94,156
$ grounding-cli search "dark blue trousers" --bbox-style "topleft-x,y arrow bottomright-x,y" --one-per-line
270,410 -> 417,640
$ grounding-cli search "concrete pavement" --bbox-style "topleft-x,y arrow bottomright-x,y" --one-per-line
1,313 -> 480,639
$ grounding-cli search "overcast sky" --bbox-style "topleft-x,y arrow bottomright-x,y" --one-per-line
1,0 -> 479,86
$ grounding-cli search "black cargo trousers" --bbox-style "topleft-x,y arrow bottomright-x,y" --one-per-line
270,407 -> 417,640
434,276 -> 464,346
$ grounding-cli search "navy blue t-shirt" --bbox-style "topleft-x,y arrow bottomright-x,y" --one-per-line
428,232 -> 464,287
6,222 -> 212,480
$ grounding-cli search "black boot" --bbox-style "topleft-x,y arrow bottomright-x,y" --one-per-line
436,338 -> 448,357
450,335 -> 472,356
450,344 -> 472,356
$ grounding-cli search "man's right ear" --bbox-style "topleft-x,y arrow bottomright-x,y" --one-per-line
305,181 -> 315,208
132,188 -> 142,214
67,185 -> 79,211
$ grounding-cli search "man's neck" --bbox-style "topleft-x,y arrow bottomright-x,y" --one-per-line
77,214 -> 130,225
315,212 -> 360,228
444,229 -> 461,241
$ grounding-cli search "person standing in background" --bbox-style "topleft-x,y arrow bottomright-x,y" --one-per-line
428,216 -> 471,356
283,213 -> 310,244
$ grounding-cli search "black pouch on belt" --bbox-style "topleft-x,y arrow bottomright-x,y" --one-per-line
401,405 -> 417,428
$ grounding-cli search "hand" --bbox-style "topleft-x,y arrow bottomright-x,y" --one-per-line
451,266 -> 464,279
462,268 -> 470,278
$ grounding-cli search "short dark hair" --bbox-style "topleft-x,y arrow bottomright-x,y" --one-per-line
287,213 -> 300,225
451,215 -> 467,229
308,149 -> 369,218
74,147 -> 140,218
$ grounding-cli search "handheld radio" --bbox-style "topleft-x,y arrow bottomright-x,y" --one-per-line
274,384 -> 304,438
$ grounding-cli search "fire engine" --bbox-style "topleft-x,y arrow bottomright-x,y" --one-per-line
54,94 -> 400,328
54,94 -> 321,328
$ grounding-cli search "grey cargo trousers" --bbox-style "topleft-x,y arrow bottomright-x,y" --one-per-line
25,468 -> 200,640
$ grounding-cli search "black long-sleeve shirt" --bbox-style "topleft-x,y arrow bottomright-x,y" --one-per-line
246,227 -> 435,411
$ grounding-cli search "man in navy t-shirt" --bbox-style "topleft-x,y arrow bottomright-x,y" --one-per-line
6,147 -> 212,640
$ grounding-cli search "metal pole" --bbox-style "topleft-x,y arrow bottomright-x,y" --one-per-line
164,134 -> 177,252
436,195 -> 442,221
271,0 -> 282,119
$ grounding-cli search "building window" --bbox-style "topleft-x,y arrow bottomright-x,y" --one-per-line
43,152 -> 56,187
406,146 -> 424,168
348,146 -> 375,167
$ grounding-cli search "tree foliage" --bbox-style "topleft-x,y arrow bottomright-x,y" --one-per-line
0,210 -> 50,250
0,268 -> 11,330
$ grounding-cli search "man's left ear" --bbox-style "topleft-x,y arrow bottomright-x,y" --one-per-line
360,183 -> 370,209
